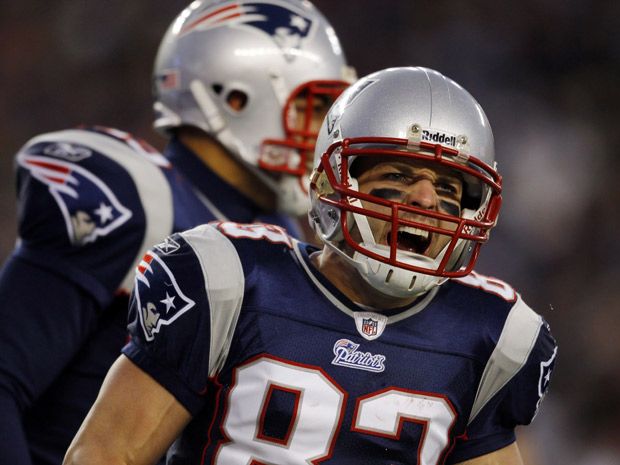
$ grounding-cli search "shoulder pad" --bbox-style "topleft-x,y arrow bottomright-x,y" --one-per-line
212,221 -> 294,248
138,223 -> 245,376
468,295 -> 543,423
452,270 -> 517,302
16,128 -> 174,293
79,125 -> 170,168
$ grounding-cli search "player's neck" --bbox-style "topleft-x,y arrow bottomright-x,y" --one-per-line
178,128 -> 276,211
310,247 -> 420,310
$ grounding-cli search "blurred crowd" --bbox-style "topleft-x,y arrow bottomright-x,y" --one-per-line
1,1 -> 618,463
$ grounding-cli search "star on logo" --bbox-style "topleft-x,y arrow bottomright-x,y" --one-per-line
160,292 -> 176,314
94,202 -> 114,224
289,14 -> 308,31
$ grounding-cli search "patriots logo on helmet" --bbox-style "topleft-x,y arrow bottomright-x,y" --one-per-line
18,154 -> 132,245
180,1 -> 315,59
135,251 -> 196,341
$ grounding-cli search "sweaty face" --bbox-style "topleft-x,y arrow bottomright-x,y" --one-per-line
353,156 -> 464,259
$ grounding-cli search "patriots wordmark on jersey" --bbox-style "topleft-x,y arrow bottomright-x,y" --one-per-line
123,222 -> 557,465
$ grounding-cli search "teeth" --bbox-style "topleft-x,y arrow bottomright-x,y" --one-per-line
398,226 -> 429,239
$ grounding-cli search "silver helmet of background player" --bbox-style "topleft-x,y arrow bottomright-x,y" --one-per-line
153,0 -> 355,215
310,67 -> 502,297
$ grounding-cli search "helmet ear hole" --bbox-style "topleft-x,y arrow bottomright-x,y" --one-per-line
211,83 -> 223,95
226,89 -> 248,112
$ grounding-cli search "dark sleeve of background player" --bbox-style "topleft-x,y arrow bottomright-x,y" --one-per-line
0,131 -> 155,464
0,255 -> 100,465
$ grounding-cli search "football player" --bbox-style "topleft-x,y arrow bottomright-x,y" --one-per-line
63,67 -> 557,465
0,1 -> 353,464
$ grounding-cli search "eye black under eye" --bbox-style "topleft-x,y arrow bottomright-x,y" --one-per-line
439,200 -> 461,216
370,188 -> 403,199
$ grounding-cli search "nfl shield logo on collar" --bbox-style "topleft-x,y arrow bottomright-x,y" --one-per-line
354,312 -> 387,341
362,318 -> 378,337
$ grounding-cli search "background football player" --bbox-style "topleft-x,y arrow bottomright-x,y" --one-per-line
0,1 -> 354,464
63,67 -> 556,465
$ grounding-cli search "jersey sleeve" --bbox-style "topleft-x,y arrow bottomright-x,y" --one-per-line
13,127 -> 173,305
122,224 -> 245,415
447,297 -> 558,463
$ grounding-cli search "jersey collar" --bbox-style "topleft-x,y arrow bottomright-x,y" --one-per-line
292,241 -> 439,325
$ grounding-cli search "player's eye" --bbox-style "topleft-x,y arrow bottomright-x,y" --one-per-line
436,182 -> 457,194
435,177 -> 462,199
382,172 -> 412,184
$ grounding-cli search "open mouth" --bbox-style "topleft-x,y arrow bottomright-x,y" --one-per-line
386,226 -> 431,255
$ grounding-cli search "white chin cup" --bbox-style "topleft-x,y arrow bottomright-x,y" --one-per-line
276,175 -> 310,216
352,245 -> 446,298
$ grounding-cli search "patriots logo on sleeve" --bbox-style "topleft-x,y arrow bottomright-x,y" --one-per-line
18,154 -> 132,245
534,346 -> 557,417
135,251 -> 196,341
538,347 -> 557,397
180,1 -> 315,58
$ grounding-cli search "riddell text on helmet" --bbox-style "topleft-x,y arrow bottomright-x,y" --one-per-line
422,129 -> 457,147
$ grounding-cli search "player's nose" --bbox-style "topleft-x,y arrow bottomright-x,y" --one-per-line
404,178 -> 437,209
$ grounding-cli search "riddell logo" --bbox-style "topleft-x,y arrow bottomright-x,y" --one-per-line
422,130 -> 457,147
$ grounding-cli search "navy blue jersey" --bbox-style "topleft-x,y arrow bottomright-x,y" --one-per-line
0,127 -> 296,465
123,222 -> 557,465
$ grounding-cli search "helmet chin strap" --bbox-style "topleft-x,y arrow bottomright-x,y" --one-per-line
349,180 -> 377,246
190,79 -> 249,167
153,101 -> 182,131
190,79 -> 226,133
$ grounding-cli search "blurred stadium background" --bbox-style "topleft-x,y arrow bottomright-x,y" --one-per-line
1,1 -> 618,463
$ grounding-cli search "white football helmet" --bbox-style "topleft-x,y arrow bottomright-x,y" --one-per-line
153,0 -> 355,215
310,67 -> 503,297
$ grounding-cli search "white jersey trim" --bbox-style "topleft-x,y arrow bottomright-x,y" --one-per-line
26,129 -> 174,293
468,296 -> 542,424
181,224 -> 245,377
